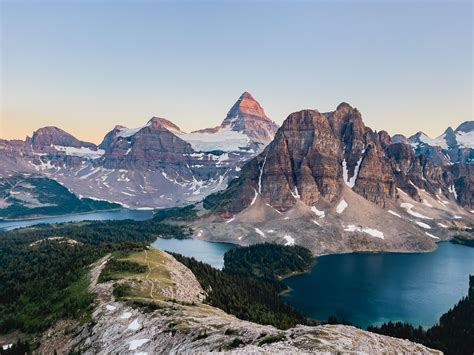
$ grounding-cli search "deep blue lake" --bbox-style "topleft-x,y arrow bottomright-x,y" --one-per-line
0,209 -> 154,231
282,242 -> 474,329
151,237 -> 236,269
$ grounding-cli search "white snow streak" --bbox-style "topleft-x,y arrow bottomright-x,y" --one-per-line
336,199 -> 348,214
415,221 -> 431,229
400,203 -> 433,220
290,186 -> 300,200
283,235 -> 295,246
425,232 -> 440,240
255,228 -> 265,238
388,210 -> 402,218
311,206 -> 325,218
128,339 -> 150,350
344,224 -> 384,239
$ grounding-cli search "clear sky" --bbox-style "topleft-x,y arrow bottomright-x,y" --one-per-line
1,0 -> 472,144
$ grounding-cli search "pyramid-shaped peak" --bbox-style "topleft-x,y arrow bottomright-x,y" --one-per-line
225,91 -> 269,121
240,91 -> 254,100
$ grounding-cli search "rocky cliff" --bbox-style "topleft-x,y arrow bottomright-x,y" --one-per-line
198,103 -> 473,255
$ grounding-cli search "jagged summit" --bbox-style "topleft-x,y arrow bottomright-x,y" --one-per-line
223,91 -> 270,124
186,92 -> 279,150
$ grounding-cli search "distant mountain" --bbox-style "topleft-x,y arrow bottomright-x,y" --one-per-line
395,121 -> 474,165
197,104 -> 473,255
0,173 -> 119,219
0,92 -> 278,209
176,92 -> 279,152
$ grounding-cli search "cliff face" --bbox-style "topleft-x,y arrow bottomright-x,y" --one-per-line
209,104 -> 399,213
206,104 -> 473,215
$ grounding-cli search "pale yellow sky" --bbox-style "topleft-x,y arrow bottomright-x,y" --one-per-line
2,0 -> 472,144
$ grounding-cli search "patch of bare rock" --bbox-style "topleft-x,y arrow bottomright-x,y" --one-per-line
41,252 -> 443,354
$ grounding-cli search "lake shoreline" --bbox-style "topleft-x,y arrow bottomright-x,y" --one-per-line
0,207 -> 125,222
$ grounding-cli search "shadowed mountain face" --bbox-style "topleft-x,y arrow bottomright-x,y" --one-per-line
205,103 -> 471,214
195,104 -> 472,256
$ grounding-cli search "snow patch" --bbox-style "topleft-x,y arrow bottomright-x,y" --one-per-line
415,221 -> 431,229
290,186 -> 300,200
400,203 -> 433,220
336,199 -> 348,214
283,235 -> 295,246
250,189 -> 258,206
456,130 -> 474,149
120,312 -> 132,319
127,319 -> 140,331
425,232 -> 440,240
437,223 -> 448,228
255,228 -> 265,238
388,210 -> 402,218
177,124 -> 250,152
448,185 -> 458,200
53,145 -> 105,159
225,217 -> 235,224
312,220 -> 321,226
311,206 -> 325,218
344,225 -> 384,239
128,339 -> 150,350
105,305 -> 116,311
342,149 -> 365,188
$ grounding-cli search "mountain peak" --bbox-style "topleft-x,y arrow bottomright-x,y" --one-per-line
336,102 -> 354,111
455,120 -> 474,133
31,126 -> 96,149
225,91 -> 269,122
146,116 -> 183,133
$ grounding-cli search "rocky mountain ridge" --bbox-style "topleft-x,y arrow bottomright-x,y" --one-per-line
0,92 -> 277,208
197,103 -> 473,255
37,254 -> 440,354
393,121 -> 474,165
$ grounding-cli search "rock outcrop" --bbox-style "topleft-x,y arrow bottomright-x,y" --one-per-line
38,252 -> 441,354
199,103 -> 473,255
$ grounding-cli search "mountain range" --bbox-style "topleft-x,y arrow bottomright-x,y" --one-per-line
0,92 -> 472,254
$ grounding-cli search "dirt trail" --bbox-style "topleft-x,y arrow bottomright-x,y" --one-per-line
143,249 -> 155,298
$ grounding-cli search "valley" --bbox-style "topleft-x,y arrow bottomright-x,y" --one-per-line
1,93 -> 473,355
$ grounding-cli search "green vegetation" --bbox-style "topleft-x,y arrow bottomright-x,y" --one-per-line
368,275 -> 474,355
0,218 -> 187,335
153,204 -> 198,222
0,174 -> 120,219
101,249 -> 176,303
171,243 -> 315,330
202,178 -> 240,211
98,258 -> 147,282
224,243 -> 313,280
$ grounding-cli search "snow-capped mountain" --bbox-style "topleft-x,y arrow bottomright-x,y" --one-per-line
395,121 -> 474,165
0,92 -> 278,209
176,92 -> 278,153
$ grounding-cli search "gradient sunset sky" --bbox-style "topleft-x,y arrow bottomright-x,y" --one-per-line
1,0 -> 472,144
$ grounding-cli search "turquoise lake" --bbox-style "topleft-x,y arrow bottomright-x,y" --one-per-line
282,242 -> 474,329
0,209 -> 153,231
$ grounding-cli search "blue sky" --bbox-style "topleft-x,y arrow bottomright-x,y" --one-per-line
1,0 -> 472,143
